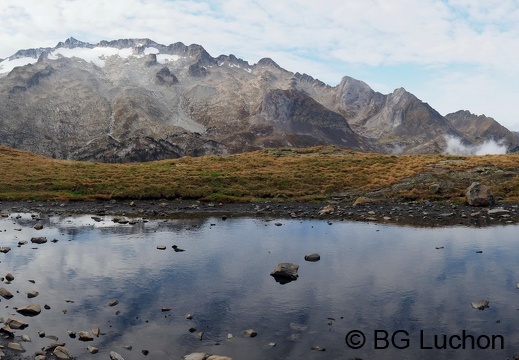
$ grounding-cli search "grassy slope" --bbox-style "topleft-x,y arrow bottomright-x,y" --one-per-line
1,145 -> 519,203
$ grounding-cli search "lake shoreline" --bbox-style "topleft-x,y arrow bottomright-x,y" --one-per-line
1,198 -> 518,228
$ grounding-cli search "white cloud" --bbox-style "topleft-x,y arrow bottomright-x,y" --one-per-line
443,135 -> 508,155
1,0 -> 519,129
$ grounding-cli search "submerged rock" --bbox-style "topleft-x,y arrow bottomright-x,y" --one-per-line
310,345 -> 326,351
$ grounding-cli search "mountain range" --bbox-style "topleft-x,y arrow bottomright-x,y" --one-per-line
0,37 -> 516,162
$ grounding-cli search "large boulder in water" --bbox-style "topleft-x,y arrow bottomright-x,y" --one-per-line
270,263 -> 299,284
466,182 -> 495,206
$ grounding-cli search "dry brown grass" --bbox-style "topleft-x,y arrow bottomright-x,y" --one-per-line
1,145 -> 519,202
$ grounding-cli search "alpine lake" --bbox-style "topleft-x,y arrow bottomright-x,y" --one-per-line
0,211 -> 519,360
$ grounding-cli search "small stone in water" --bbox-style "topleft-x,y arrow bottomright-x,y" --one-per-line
243,329 -> 257,337
109,351 -> 126,360
8,342 -> 25,351
109,300 -> 119,307
310,345 -> 326,351
87,345 -> 99,354
185,313 -> 193,320
471,300 -> 490,310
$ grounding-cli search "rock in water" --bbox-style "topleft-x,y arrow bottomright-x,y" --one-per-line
31,237 -> 47,244
78,331 -> 94,341
27,290 -> 39,298
243,329 -> 257,337
270,263 -> 299,284
110,351 -> 126,360
471,300 -> 489,310
466,182 -> 495,206
7,342 -> 25,351
53,346 -> 72,359
304,253 -> 320,262
16,304 -> 41,316
5,318 -> 29,330
0,287 -> 13,299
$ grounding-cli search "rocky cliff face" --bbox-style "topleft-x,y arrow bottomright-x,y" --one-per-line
0,37 -> 516,161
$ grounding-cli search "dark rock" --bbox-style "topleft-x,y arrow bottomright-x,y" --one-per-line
31,237 -> 47,244
270,263 -> 299,284
0,247 -> 11,253
304,253 -> 320,262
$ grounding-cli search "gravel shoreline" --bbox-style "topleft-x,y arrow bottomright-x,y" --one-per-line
2,198 -> 518,227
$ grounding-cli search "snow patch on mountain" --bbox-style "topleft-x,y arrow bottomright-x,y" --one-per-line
48,47 -> 134,67
0,57 -> 38,74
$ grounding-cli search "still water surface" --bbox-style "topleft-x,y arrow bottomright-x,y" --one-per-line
0,214 -> 518,359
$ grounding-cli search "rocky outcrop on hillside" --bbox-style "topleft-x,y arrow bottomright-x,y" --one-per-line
0,37 -> 517,161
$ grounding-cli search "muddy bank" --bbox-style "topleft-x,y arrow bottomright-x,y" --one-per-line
1,199 -> 518,227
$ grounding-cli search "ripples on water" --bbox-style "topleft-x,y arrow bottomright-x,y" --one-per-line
0,214 -> 518,359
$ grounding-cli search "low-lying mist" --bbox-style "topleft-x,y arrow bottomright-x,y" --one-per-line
443,135 -> 507,155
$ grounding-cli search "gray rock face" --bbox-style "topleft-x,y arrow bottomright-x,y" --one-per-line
0,38 -> 516,161
466,182 -> 495,206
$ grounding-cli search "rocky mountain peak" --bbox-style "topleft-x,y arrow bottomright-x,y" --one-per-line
56,37 -> 92,49
256,57 -> 281,69
0,37 -> 517,161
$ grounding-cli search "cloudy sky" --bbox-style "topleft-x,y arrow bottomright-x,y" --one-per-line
2,0 -> 519,130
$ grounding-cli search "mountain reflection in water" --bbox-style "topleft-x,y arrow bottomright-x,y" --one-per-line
0,214 -> 517,359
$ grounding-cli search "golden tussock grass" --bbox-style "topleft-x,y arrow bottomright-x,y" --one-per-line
1,145 -> 519,202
